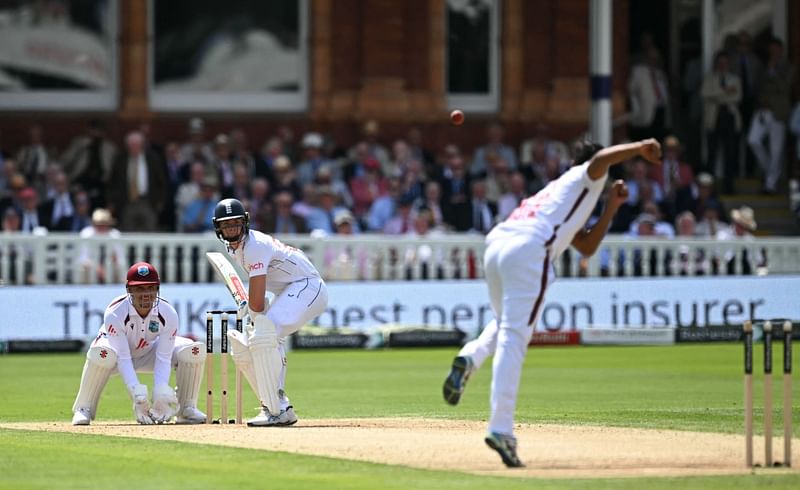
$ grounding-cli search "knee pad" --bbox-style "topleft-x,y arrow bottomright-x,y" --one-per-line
86,346 -> 118,368
248,311 -> 278,349
176,342 -> 206,364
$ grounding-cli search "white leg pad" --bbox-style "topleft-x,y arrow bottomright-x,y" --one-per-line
228,330 -> 258,394
248,312 -> 282,416
175,342 -> 205,409
72,346 -> 117,419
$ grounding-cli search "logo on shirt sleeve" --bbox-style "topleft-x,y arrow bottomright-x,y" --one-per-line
107,325 -> 117,336
248,262 -> 265,271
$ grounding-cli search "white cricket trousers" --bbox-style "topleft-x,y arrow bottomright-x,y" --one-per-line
459,233 -> 552,435
748,109 -> 786,192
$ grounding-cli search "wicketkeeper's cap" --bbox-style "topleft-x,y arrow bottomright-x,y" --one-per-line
126,262 -> 160,286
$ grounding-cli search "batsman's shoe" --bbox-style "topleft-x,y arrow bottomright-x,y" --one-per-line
443,356 -> 473,405
485,432 -> 524,468
175,406 -> 206,425
247,406 -> 298,427
72,407 -> 92,426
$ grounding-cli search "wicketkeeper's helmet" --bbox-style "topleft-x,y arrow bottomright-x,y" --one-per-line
126,262 -> 160,286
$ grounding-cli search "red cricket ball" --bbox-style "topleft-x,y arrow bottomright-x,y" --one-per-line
450,109 -> 465,126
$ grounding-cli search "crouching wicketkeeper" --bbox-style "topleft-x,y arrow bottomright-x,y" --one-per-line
71,262 -> 207,425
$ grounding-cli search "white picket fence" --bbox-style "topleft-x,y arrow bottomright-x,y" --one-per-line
0,232 -> 799,286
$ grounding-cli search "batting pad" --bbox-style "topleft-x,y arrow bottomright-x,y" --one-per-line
175,342 -> 205,408
248,313 -> 282,415
228,330 -> 258,395
72,346 -> 117,418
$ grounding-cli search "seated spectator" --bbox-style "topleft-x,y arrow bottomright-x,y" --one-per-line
78,208 -> 124,284
325,210 -> 367,281
17,187 -> 46,233
481,151 -> 511,204
673,210 -> 700,276
695,199 -> 728,238
470,121 -> 518,176
305,185 -> 356,235
230,162 -> 251,202
628,201 -> 675,238
469,179 -> 495,234
180,177 -> 219,233
247,177 -> 271,231
438,152 -> 472,231
413,180 -> 445,229
347,120 -> 391,170
263,191 -> 307,235
2,206 -> 20,232
174,162 -> 206,231
314,165 -> 352,209
403,207 -> 446,279
70,191 -> 93,232
717,206 -> 766,275
271,155 -> 302,201
497,171 -> 527,221
366,176 -> 403,232
349,158 -> 387,219
654,135 -> 695,217
296,132 -> 335,185
674,210 -> 698,237
676,171 -> 721,221
0,206 -> 30,284
255,136 -> 286,184
40,168 -> 75,231
383,194 -> 415,235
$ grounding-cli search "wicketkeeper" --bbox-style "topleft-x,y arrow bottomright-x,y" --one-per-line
71,262 -> 207,425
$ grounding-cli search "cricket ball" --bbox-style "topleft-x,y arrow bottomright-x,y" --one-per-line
450,109 -> 465,126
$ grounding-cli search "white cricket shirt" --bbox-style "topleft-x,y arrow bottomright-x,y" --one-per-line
491,161 -> 608,260
229,229 -> 320,292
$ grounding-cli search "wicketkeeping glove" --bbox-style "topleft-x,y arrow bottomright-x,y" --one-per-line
130,384 -> 155,425
150,384 -> 178,424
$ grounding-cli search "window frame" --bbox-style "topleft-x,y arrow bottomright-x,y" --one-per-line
445,0 -> 501,113
0,0 -> 120,111
147,0 -> 309,113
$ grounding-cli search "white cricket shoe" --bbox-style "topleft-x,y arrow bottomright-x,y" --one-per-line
175,406 -> 206,425
247,406 -> 298,427
72,407 -> 92,426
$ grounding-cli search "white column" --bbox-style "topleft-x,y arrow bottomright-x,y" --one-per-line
590,0 -> 613,146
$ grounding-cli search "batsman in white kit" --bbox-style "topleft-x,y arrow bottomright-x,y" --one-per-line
212,198 -> 328,426
71,262 -> 207,425
443,139 -> 662,467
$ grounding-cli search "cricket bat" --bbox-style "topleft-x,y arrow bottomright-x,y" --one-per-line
206,252 -> 249,309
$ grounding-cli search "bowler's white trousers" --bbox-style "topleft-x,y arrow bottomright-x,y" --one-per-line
458,233 -> 553,435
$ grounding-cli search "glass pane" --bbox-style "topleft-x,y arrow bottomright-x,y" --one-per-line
447,0 -> 491,94
0,0 -> 116,109
153,0 -> 301,94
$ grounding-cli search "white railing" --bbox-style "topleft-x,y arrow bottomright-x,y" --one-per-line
0,232 -> 798,286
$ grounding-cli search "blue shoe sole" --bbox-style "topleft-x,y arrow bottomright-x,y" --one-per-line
442,356 -> 469,405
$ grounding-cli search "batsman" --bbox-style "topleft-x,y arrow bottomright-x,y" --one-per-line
71,262 -> 207,425
212,198 -> 329,426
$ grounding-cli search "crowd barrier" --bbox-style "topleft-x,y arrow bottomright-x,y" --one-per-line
1,232 -> 799,286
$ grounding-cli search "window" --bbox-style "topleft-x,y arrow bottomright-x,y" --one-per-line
149,0 -> 308,112
446,0 -> 500,112
0,0 -> 118,111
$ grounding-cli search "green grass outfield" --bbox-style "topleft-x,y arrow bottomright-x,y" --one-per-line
1,343 -> 798,489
